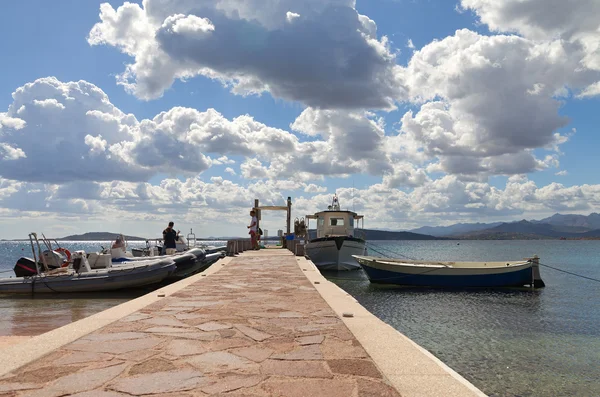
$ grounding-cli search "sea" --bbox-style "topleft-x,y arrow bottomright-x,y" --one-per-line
1,239 -> 599,397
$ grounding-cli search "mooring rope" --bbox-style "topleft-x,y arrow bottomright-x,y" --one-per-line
538,262 -> 600,284
365,241 -> 421,261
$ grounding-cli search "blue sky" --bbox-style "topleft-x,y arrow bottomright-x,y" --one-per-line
0,0 -> 599,238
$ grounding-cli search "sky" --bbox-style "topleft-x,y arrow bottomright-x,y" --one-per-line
1,0 -> 600,239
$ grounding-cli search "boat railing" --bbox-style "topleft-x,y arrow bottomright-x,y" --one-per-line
186,229 -> 197,249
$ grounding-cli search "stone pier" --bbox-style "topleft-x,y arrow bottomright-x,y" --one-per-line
0,250 -> 486,397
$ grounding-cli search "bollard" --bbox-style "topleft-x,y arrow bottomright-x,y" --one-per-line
238,239 -> 244,253
289,239 -> 297,254
295,242 -> 305,256
226,240 -> 235,256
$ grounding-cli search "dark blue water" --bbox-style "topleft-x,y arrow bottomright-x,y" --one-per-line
324,240 -> 600,397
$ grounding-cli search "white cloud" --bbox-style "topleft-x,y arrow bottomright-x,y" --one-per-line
396,29 -> 599,176
212,156 -> 235,165
240,158 -> 269,179
32,98 -> 66,110
0,143 -> 26,160
3,173 -> 600,238
0,114 -> 26,130
167,14 -> 215,35
5,78 -> 394,184
0,77 -> 150,183
304,184 -> 327,193
407,39 -> 415,49
224,167 -> 236,175
382,162 -> 429,189
87,0 -> 405,109
290,108 -> 393,176
286,11 -> 300,22
460,0 -> 600,94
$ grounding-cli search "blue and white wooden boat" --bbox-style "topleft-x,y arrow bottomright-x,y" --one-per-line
353,255 -> 545,288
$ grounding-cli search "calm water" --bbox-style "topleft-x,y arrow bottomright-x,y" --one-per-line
0,240 -> 152,336
324,240 -> 600,397
1,240 -> 599,396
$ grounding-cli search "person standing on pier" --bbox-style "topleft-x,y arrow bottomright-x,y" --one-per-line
248,210 -> 259,250
163,221 -> 180,255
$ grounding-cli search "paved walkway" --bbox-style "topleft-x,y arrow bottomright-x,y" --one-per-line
0,250 -> 401,397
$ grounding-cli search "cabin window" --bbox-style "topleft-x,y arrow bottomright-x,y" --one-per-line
318,217 -> 325,227
349,217 -> 354,227
330,218 -> 345,226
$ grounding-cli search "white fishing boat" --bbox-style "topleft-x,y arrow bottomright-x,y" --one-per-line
353,255 -> 545,288
304,194 -> 367,271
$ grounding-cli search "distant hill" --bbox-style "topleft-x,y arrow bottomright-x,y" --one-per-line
456,220 -> 600,240
307,229 -> 444,240
410,222 -> 503,237
534,213 -> 600,229
407,212 -> 600,240
364,229 -> 445,240
58,232 -> 146,241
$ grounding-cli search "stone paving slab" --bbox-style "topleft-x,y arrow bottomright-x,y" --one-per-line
0,251 -> 401,397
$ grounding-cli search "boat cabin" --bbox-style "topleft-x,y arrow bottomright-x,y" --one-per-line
306,195 -> 364,239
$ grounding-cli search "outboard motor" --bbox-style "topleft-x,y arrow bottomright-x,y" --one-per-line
13,257 -> 39,277
13,251 -> 65,277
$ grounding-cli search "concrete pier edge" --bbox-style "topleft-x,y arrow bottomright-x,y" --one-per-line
295,255 -> 488,397
0,256 -> 233,377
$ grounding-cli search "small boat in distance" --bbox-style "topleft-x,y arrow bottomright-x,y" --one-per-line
353,255 -> 545,288
305,194 -> 367,271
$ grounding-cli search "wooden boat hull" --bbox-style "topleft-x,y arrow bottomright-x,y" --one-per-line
353,255 -> 539,288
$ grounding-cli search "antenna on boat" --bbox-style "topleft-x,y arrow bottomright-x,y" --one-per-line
352,179 -> 355,212
331,193 -> 340,211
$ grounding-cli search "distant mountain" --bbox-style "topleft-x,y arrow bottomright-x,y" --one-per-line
409,222 -> 503,237
364,229 -> 445,240
534,213 -> 600,229
58,232 -> 146,241
307,229 -> 444,240
457,220 -> 600,239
